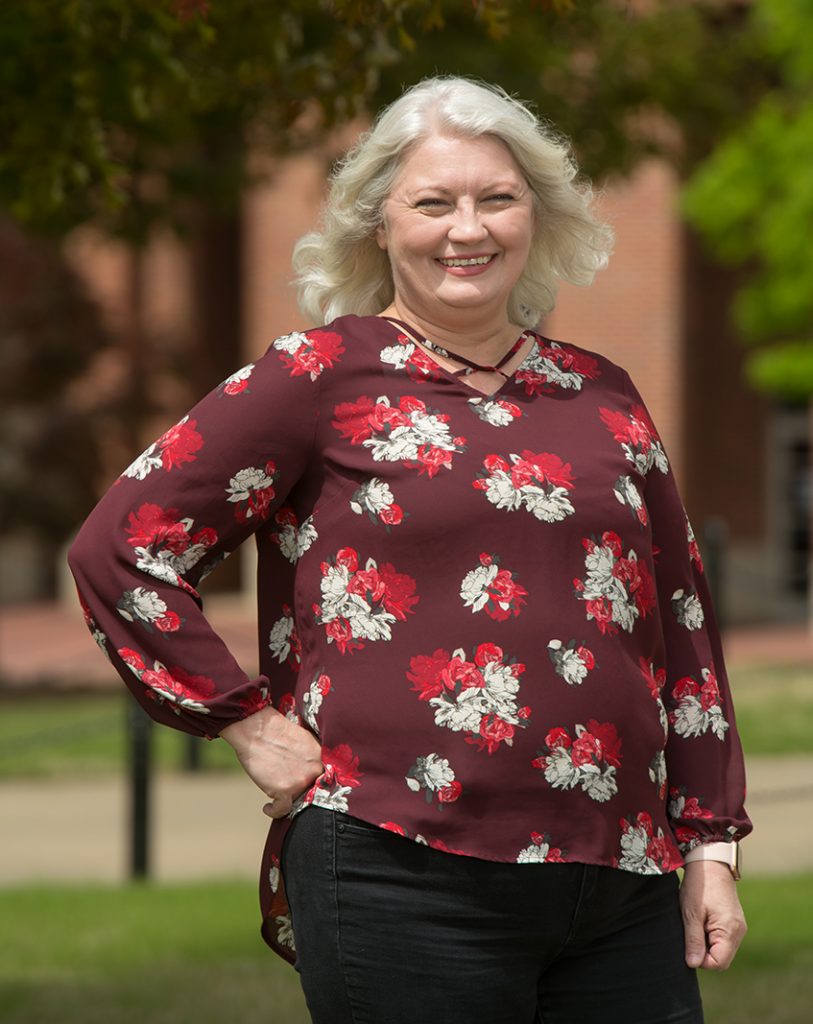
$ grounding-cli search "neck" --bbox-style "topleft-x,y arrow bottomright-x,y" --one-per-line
381,299 -> 521,362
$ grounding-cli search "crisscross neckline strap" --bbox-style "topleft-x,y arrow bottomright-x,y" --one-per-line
383,317 -> 527,379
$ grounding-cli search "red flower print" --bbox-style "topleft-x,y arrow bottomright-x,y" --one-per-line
379,504 -> 403,525
467,712 -> 515,754
416,444 -> 453,477
332,395 -> 465,476
126,503 -> 187,552
332,395 -> 378,444
437,781 -> 463,803
545,726 -> 572,749
158,418 -> 204,471
316,549 -> 418,653
474,642 -> 503,667
408,649 -> 453,701
273,329 -> 345,380
585,719 -> 623,768
155,611 -> 181,633
118,648 -> 145,671
380,821 -> 408,835
239,687 -> 271,716
639,657 -> 666,699
322,743 -> 363,789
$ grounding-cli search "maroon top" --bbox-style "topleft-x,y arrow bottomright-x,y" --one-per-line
68,314 -> 752,964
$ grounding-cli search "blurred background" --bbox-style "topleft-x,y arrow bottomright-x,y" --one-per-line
1,1 -> 812,1022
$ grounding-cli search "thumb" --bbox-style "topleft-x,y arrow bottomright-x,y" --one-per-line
683,915 -> 707,969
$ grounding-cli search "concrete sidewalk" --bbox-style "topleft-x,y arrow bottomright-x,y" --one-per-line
2,755 -> 811,885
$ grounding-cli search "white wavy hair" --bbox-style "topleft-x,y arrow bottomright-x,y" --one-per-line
293,76 -> 613,327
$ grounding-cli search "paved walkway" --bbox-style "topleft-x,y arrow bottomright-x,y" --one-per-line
1,755 -> 812,884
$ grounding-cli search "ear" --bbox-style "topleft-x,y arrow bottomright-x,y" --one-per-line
375,220 -> 388,251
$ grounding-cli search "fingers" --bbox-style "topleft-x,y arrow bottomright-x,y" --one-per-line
683,914 -> 708,970
262,798 -> 291,819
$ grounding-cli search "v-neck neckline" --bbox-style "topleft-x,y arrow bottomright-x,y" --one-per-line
378,316 -> 539,401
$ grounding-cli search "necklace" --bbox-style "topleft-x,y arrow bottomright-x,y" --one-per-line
385,318 -> 527,379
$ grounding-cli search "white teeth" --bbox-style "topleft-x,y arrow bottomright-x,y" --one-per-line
439,256 -> 493,267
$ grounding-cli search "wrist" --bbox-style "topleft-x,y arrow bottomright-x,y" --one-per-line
683,841 -> 742,880
220,704 -> 280,752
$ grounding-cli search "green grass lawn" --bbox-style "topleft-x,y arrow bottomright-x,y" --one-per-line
1,660 -> 812,781
0,692 -> 239,779
0,875 -> 810,1024
728,662 -> 813,759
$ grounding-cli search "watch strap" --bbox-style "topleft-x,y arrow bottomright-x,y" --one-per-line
683,841 -> 742,880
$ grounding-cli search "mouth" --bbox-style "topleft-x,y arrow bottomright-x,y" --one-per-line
436,255 -> 497,268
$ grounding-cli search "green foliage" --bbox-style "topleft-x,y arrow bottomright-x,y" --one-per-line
0,0 -> 528,240
682,0 -> 813,396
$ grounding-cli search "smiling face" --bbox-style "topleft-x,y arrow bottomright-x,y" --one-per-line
376,132 -> 535,330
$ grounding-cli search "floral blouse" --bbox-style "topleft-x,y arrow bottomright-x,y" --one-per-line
68,314 -> 752,964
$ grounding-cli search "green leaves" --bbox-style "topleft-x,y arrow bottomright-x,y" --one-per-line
682,0 -> 813,395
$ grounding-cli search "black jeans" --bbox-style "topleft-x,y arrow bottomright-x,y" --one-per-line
281,806 -> 704,1024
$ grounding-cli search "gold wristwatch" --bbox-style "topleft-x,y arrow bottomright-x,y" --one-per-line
683,841 -> 742,881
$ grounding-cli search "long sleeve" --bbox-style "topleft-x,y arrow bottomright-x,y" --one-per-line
621,370 -> 752,854
68,337 -> 321,738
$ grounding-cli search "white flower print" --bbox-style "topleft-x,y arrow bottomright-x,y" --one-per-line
516,832 -> 566,863
619,821 -> 652,873
268,608 -> 300,667
273,328 -> 345,380
574,533 -> 656,637
273,511 -> 318,564
309,784 -> 353,812
121,415 -> 203,480
122,445 -> 163,481
301,672 -> 332,734
351,477 -> 394,515
363,398 -> 460,467
227,466 -> 274,504
219,363 -> 255,395
349,478 -> 405,529
541,745 -> 582,791
268,859 -> 280,894
461,562 -> 498,613
405,753 -> 462,806
314,548 -> 418,654
460,554 -> 526,620
618,812 -> 682,874
275,914 -> 295,950
467,396 -> 522,427
406,753 -> 455,792
117,587 -> 180,633
518,341 -> 595,391
547,639 -> 596,686
379,341 -> 413,372
408,643 -> 530,755
599,406 -> 669,477
332,395 -> 466,478
532,721 -> 622,803
612,475 -> 648,526
672,589 -> 705,630
649,750 -> 667,798
473,451 -> 576,523
669,668 -> 730,740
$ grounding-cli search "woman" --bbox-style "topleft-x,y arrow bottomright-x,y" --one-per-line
69,77 -> 750,1023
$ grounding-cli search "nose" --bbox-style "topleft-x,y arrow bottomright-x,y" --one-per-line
447,201 -> 488,244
